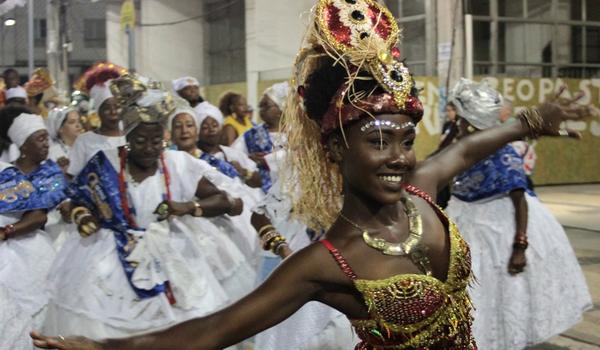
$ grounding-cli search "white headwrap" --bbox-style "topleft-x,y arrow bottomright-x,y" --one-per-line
194,102 -> 223,127
5,86 -> 27,100
448,78 -> 503,130
47,106 -> 74,140
8,113 -> 47,148
167,106 -> 200,131
172,76 -> 199,93
263,81 -> 290,110
90,82 -> 114,112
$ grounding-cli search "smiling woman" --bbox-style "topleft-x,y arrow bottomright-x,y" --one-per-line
31,0 -> 595,349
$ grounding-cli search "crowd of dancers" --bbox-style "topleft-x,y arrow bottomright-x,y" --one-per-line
0,0 -> 594,349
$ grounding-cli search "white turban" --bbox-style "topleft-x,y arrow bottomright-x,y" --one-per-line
90,82 -> 114,112
8,113 -> 47,148
5,86 -> 27,100
167,106 -> 199,131
194,102 -> 223,127
172,76 -> 199,93
263,81 -> 290,110
47,106 -> 74,140
448,78 -> 503,130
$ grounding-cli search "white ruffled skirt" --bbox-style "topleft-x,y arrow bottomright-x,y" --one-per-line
0,227 -> 54,323
43,218 -> 231,340
446,194 -> 592,350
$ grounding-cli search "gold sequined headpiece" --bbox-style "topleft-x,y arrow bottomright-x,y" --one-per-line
109,74 -> 176,134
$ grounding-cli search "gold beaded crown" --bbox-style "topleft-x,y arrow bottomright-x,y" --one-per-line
282,0 -> 423,230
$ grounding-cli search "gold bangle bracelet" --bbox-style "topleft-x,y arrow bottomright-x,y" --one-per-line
258,224 -> 276,237
70,207 -> 90,224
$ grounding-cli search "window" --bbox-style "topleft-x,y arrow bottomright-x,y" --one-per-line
84,19 -> 106,48
34,18 -> 47,47
205,0 -> 246,84
384,0 -> 435,76
465,0 -> 600,78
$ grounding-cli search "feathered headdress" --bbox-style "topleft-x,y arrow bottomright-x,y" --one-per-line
24,68 -> 54,97
283,0 -> 423,229
74,62 -> 128,94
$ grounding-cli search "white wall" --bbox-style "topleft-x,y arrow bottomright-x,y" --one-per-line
107,0 -> 205,86
245,0 -> 314,107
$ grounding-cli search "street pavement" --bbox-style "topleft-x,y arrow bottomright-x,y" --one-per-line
527,184 -> 600,350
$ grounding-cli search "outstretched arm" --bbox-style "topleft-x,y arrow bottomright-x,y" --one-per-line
32,245 -> 326,350
409,100 -> 589,197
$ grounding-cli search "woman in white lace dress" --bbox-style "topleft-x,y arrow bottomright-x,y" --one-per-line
445,79 -> 592,349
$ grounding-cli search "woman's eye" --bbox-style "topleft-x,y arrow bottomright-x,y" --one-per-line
403,139 -> 415,148
368,139 -> 388,147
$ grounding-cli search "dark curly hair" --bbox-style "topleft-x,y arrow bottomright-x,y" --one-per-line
218,91 -> 244,117
302,57 -> 421,125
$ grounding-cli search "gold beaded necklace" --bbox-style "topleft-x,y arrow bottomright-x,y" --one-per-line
339,190 -> 423,256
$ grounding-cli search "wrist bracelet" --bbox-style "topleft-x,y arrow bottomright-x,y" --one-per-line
513,234 -> 528,250
70,206 -> 89,224
192,201 -> 204,217
3,224 -> 15,240
258,224 -> 276,237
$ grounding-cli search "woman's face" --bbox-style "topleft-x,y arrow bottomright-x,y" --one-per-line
445,104 -> 457,122
332,114 -> 417,205
178,85 -> 200,105
258,95 -> 282,126
127,123 -> 165,169
59,111 -> 83,141
198,117 -> 222,146
171,113 -> 198,151
98,97 -> 120,126
21,129 -> 50,164
231,96 -> 248,118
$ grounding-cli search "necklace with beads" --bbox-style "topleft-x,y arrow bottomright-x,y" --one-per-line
118,148 -> 171,229
339,190 -> 423,256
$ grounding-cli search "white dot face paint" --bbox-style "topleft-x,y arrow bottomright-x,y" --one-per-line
360,120 -> 415,133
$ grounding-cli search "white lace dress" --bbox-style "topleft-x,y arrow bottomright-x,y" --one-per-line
43,150 -> 242,339
446,193 -> 592,349
0,163 -> 56,330
0,283 -> 34,350
253,175 -> 358,350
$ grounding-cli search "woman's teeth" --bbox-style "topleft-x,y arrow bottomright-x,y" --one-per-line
379,175 -> 402,183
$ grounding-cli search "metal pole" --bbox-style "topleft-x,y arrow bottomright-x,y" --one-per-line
126,25 -> 136,73
59,0 -> 70,92
27,0 -> 34,75
464,14 -> 473,79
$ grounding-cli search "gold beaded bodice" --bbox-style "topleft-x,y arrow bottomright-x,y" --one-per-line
321,186 -> 476,350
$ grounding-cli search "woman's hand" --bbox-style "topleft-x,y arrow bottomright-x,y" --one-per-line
535,87 -> 599,138
58,201 -> 74,223
249,152 -> 268,167
31,332 -> 102,350
77,214 -> 100,237
154,200 -> 194,221
508,248 -> 527,275
229,161 -> 246,175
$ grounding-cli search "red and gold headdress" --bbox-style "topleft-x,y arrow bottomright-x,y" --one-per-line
283,0 -> 423,229
73,62 -> 128,94
24,68 -> 54,97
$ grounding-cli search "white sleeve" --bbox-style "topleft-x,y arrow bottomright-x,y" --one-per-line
264,149 -> 287,182
223,146 -> 258,172
172,150 -> 253,200
67,136 -> 87,176
230,135 -> 249,155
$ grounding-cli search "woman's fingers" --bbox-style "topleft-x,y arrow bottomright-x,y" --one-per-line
31,332 -> 64,349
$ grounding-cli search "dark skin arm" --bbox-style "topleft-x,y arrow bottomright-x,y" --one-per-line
32,244 -> 326,350
508,189 -> 528,274
409,101 -> 585,199
0,210 -> 47,240
221,125 -> 238,146
156,177 -> 243,219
